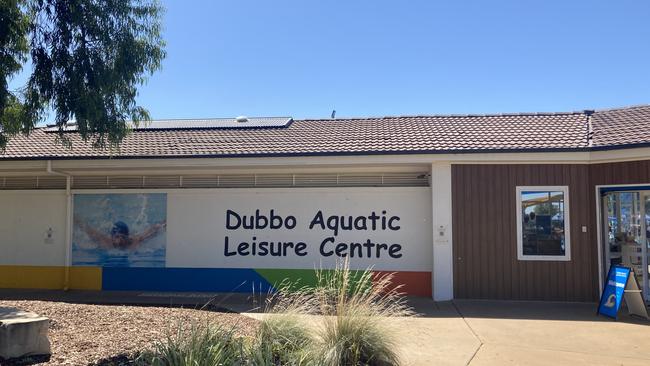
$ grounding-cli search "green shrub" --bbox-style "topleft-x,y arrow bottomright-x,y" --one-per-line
136,322 -> 245,366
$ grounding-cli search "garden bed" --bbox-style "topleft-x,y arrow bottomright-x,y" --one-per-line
0,300 -> 258,365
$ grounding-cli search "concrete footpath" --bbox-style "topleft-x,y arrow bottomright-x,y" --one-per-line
398,299 -> 650,366
247,297 -> 650,366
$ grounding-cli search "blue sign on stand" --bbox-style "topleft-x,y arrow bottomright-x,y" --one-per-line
597,265 -> 631,319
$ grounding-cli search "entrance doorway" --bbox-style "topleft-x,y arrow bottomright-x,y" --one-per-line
602,189 -> 650,301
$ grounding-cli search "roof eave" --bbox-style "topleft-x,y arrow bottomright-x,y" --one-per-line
0,146 -> 597,162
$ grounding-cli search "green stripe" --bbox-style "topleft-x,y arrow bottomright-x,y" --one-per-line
254,268 -> 372,292
254,269 -> 320,291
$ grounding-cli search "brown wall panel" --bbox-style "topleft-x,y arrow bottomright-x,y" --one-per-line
590,160 -> 650,186
452,164 -> 596,301
453,160 -> 650,301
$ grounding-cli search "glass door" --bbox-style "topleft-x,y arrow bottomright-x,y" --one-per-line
603,191 -> 647,300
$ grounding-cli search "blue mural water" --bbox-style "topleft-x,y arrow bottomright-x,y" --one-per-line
102,267 -> 274,293
72,193 -> 167,267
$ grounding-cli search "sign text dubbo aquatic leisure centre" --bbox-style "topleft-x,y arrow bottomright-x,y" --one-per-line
223,209 -> 403,259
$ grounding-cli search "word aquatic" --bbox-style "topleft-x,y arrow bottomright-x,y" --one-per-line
223,209 -> 403,258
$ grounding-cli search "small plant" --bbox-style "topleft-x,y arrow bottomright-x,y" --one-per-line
136,321 -> 245,366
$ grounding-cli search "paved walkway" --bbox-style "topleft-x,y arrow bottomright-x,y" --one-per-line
400,299 -> 650,365
246,297 -> 650,366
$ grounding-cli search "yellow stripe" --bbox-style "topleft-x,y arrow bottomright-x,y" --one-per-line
0,266 -> 101,290
68,267 -> 102,290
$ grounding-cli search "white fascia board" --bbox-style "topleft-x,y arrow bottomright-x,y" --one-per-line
588,146 -> 650,163
1,147 -> 649,174
49,163 -> 432,176
0,160 -> 49,174
46,151 -> 593,172
49,156 -> 437,172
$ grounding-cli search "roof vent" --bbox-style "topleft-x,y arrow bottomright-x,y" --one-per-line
235,116 -> 249,123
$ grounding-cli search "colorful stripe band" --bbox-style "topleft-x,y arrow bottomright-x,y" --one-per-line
0,266 -> 432,297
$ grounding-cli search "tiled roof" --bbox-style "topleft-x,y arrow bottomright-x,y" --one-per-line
590,105 -> 650,148
0,105 -> 648,160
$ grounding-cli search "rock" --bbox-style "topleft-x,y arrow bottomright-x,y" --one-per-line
0,307 -> 51,360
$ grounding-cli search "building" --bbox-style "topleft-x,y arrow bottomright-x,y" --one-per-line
1,105 -> 650,302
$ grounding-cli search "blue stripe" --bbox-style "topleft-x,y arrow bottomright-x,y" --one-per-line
102,267 -> 273,292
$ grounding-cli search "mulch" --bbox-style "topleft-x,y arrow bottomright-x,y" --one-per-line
0,300 -> 259,366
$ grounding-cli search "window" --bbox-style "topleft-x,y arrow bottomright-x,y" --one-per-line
516,186 -> 571,261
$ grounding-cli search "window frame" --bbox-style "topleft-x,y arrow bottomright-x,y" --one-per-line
516,185 -> 571,261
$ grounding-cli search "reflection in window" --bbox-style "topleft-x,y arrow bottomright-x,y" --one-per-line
520,190 -> 567,257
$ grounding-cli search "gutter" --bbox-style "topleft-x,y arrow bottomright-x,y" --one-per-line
46,160 -> 72,291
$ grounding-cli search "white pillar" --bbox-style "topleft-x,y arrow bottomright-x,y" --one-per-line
431,163 -> 454,301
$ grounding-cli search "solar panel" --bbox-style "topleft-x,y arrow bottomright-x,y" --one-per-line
45,117 -> 293,132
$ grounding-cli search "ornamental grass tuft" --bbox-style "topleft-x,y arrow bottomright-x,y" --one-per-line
138,259 -> 412,366
136,322 -> 245,366
247,313 -> 313,365
265,259 -> 414,366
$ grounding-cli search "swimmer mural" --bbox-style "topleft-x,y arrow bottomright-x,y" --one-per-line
72,193 -> 167,267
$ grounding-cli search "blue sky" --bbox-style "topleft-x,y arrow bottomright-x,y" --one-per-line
11,0 -> 650,120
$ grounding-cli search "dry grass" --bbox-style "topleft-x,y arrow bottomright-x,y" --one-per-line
0,300 -> 258,365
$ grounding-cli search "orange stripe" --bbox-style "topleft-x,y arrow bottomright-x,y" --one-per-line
373,271 -> 432,297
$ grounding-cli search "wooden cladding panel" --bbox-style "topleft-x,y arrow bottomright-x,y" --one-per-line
590,160 -> 650,186
452,164 -> 597,302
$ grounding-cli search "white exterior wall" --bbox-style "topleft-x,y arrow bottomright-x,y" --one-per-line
165,187 -> 432,271
0,186 -> 433,273
0,162 -> 439,297
0,191 -> 67,266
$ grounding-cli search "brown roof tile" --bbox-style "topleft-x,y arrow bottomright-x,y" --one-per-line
590,105 -> 650,148
0,105 -> 647,160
